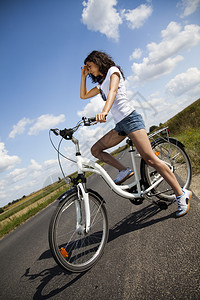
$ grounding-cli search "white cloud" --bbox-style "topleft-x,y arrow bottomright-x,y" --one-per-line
29,159 -> 42,171
132,55 -> 184,83
43,159 -> 57,168
78,126 -> 104,145
0,156 -> 62,204
8,167 -> 27,183
129,48 -> 143,60
9,117 -> 33,138
0,179 -> 6,200
82,0 -> 122,41
81,1 -> 152,41
128,22 -> 200,85
5,158 -> 53,186
0,190 -> 6,199
166,67 -> 200,96
148,22 -> 200,64
0,142 -> 21,173
77,95 -> 104,117
28,114 -> 65,136
178,0 -> 200,17
9,114 -> 66,137
187,83 -> 200,99
122,4 -> 153,30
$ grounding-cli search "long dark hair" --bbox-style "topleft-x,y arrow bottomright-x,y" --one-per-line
84,50 -> 125,84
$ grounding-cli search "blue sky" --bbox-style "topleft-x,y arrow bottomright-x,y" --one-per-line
0,0 -> 200,207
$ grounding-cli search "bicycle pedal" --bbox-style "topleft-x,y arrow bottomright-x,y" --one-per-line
156,201 -> 168,210
129,198 -> 143,205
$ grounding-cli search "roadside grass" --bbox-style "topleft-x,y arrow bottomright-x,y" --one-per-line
160,98 -> 200,174
0,99 -> 199,238
173,129 -> 200,174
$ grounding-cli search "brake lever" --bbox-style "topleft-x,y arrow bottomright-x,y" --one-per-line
51,128 -> 60,136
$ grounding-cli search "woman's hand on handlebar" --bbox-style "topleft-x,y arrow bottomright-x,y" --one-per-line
96,112 -> 107,123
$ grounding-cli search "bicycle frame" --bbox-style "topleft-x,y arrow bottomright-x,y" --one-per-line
49,119 -> 192,272
51,123 -> 173,234
72,132 -> 166,233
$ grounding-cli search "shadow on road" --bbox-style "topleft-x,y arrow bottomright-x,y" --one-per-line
108,202 -> 174,243
21,202 -> 174,299
21,263 -> 87,300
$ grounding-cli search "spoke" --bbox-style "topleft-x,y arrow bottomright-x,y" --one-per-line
90,203 -> 103,227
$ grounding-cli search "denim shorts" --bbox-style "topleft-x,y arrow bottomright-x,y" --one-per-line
114,110 -> 145,135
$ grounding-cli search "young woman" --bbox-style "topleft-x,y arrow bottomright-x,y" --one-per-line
80,50 -> 192,217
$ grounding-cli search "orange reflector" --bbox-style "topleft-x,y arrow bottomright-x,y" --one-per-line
154,151 -> 160,156
60,247 -> 69,258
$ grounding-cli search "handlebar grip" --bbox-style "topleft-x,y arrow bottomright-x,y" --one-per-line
88,117 -> 96,122
82,116 -> 96,126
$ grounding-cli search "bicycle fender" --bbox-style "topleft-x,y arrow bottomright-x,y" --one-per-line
87,188 -> 106,203
168,137 -> 185,148
151,137 -> 185,148
57,187 -> 77,203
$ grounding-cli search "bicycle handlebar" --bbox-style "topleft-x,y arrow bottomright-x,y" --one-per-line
50,117 -> 96,140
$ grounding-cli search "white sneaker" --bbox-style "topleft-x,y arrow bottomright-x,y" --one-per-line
114,168 -> 134,185
176,189 -> 192,217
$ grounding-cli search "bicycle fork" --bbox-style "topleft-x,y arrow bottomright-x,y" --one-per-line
75,183 -> 91,234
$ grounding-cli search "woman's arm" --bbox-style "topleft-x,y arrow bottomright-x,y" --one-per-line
80,65 -> 100,99
96,72 -> 120,122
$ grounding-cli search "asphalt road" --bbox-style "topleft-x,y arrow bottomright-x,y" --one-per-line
0,150 -> 199,300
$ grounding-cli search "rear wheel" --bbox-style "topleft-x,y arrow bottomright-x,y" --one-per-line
49,190 -> 108,272
140,138 -> 192,201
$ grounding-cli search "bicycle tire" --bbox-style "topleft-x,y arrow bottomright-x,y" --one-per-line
49,189 -> 108,273
140,137 -> 192,201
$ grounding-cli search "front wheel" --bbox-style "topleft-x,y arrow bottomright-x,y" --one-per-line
140,138 -> 192,201
49,189 -> 108,272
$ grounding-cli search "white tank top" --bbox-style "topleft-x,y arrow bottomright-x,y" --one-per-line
97,66 -> 134,124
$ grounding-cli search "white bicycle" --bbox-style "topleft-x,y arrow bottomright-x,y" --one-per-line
48,117 -> 192,273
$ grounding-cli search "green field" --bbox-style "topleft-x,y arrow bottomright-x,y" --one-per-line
159,98 -> 200,174
0,98 -> 199,238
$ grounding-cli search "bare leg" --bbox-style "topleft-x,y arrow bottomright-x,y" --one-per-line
128,129 -> 183,197
91,129 -> 126,171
